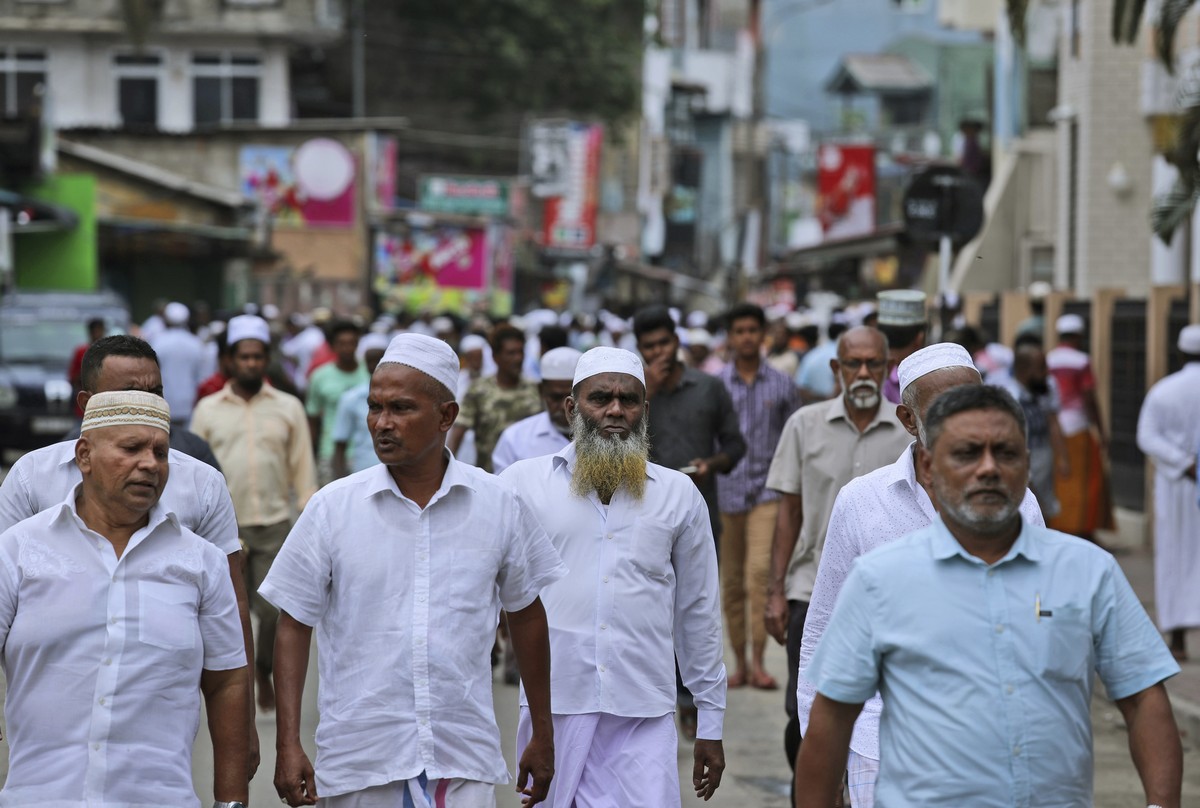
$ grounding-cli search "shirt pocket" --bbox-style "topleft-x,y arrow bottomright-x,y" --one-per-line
629,518 -> 675,581
1038,605 -> 1092,682
138,580 -> 199,651
447,548 -> 502,612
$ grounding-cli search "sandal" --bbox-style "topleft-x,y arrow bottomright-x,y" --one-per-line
727,671 -> 748,688
750,670 -> 779,690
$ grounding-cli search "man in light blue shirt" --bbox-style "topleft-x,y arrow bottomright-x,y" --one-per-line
797,384 -> 1182,808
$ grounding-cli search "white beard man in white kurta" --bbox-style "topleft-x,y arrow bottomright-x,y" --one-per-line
1136,324 -> 1200,659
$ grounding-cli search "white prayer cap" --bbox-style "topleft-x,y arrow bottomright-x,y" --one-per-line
82,390 -> 170,435
897,342 -> 979,396
378,333 -> 461,397
830,311 -> 851,326
785,311 -> 810,330
430,316 -> 455,334
261,303 -> 281,320
357,332 -> 390,356
460,334 -> 488,353
226,314 -> 270,347
876,290 -> 926,327
164,302 -> 190,326
1178,324 -> 1200,354
686,310 -> 708,329
687,328 -> 712,349
540,347 -> 583,381
1055,313 -> 1085,335
765,304 -> 791,323
668,307 -> 682,325
573,346 -> 646,388
1028,281 -> 1052,300
984,342 -> 1014,369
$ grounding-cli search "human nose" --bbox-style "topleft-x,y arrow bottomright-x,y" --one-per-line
976,447 -> 1000,478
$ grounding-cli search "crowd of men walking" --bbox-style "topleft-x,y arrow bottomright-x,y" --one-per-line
0,286 -> 1194,807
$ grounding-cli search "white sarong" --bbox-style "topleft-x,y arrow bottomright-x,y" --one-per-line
516,708 -> 679,807
317,775 -> 494,808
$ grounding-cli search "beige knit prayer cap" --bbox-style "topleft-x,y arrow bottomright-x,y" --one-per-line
81,391 -> 171,435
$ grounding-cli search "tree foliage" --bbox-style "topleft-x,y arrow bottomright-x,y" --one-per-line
362,0 -> 645,125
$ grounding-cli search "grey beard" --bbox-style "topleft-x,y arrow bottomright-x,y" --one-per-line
570,409 -> 650,502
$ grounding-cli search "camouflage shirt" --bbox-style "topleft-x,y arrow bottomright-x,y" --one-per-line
458,376 -> 542,473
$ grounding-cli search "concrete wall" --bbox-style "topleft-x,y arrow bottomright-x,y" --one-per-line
1055,0 -> 1154,296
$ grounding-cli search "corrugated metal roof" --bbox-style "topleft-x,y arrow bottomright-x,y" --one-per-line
826,54 -> 932,95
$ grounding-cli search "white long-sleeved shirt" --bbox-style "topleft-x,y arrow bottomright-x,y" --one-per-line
0,440 -> 240,556
258,458 -> 566,798
796,444 -> 1045,760
501,444 -> 727,740
491,411 -> 570,475
0,491 -> 244,808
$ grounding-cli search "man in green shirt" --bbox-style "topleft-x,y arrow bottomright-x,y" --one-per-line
306,320 -> 369,485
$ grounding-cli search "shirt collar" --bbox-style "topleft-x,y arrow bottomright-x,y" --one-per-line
50,482 -> 179,534
720,361 -> 769,385
881,441 -> 920,491
552,441 -> 660,482
361,448 -> 477,502
824,394 -> 901,430
929,515 -> 1040,565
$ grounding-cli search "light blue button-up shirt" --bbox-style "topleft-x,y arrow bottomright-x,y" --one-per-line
808,517 -> 1180,808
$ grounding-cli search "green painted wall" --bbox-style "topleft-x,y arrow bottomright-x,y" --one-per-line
13,174 -> 97,291
888,36 -> 994,155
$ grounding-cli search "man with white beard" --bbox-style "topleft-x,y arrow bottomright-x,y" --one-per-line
501,347 -> 727,807
763,326 -> 912,779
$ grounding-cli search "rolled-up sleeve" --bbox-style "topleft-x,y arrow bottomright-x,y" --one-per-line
673,489 -> 727,740
258,499 -> 331,627
1093,558 -> 1180,700
496,492 -> 567,612
198,543 -> 248,671
806,560 -> 881,705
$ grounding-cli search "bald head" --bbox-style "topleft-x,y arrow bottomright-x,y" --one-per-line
836,325 -> 888,361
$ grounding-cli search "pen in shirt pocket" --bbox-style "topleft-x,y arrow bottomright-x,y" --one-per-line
1035,593 -> 1052,621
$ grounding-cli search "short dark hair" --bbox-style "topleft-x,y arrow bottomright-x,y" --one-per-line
924,384 -> 1026,450
490,324 -> 525,352
539,325 -> 569,352
828,321 -> 849,341
327,320 -> 361,343
80,335 -> 159,392
726,302 -> 765,329
878,322 -> 926,350
87,318 -> 105,333
632,306 -> 675,340
1013,332 -> 1043,350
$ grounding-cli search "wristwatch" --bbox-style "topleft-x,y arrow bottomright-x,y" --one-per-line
212,802 -> 247,808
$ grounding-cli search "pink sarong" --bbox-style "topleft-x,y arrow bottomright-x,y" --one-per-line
516,708 -> 680,807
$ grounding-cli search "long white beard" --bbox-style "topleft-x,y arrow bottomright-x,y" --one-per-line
570,409 -> 650,502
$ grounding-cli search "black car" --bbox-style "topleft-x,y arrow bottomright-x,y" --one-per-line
0,290 -> 129,452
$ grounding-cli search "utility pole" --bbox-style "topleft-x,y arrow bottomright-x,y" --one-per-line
351,0 -> 366,119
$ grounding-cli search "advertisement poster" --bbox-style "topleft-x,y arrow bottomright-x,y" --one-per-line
816,143 -> 875,241
541,122 -> 602,251
369,134 -> 398,213
240,139 -> 357,227
419,175 -> 513,217
374,226 -> 494,315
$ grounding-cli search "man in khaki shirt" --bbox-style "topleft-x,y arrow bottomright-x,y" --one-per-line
191,314 -> 317,712
762,326 -> 911,779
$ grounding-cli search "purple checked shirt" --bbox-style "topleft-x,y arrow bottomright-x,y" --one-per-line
717,361 -> 800,513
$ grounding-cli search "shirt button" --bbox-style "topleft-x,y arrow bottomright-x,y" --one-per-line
1005,684 -> 1014,695
103,658 -> 112,666
606,533 -> 614,540
111,575 -> 117,582
603,576 -> 609,583
93,743 -> 101,751
110,617 -> 118,625
98,698 -> 106,706
995,624 -> 1004,634
418,595 -> 426,602
1013,746 -> 1021,756
600,624 -> 607,630
599,665 -> 606,672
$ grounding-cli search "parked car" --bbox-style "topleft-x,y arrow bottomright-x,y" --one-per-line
0,290 -> 129,452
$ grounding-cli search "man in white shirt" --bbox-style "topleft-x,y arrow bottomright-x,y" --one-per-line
1137,323 -> 1200,661
492,347 -> 582,475
150,301 -> 206,427
0,391 -> 248,808
0,334 -> 258,775
262,333 -> 565,808
501,347 -> 727,807
794,343 -> 1045,807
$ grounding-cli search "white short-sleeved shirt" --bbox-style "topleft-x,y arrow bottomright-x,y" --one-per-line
797,444 -> 1045,759
0,440 -> 241,557
491,411 -> 570,475
0,491 -> 245,808
501,445 -> 728,740
258,458 -> 566,798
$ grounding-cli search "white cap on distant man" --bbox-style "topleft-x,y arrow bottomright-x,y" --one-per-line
540,347 -> 583,382
460,334 -> 488,354
573,347 -> 646,388
876,290 -> 926,327
164,302 -> 189,326
379,333 -> 460,397
1178,324 -> 1200,354
1056,313 -> 1085,335
357,332 -> 390,357
226,314 -> 270,347
897,342 -> 979,396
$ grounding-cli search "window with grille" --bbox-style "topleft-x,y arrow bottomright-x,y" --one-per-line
0,48 -> 47,118
192,52 -> 261,127
115,53 -> 162,128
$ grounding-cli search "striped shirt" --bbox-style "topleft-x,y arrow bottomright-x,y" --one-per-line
717,361 -> 799,513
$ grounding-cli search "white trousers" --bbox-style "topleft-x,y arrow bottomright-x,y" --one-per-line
516,708 -> 680,807
318,776 -> 495,808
